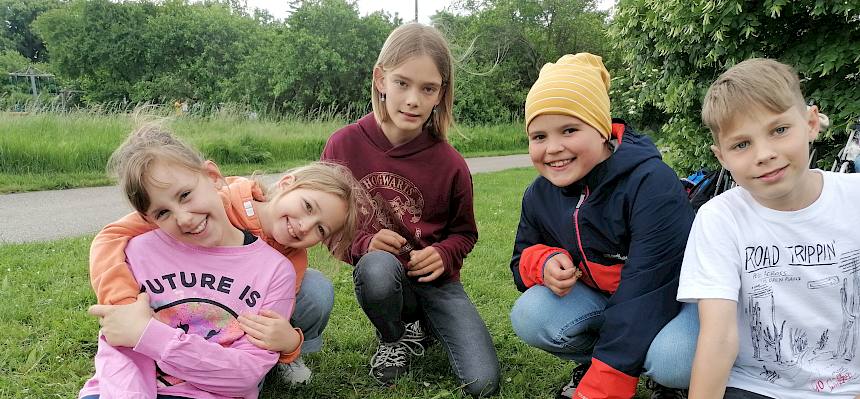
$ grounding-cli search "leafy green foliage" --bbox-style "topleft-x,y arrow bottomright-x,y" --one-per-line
240,0 -> 398,118
0,49 -> 29,88
438,0 -> 612,124
10,0 -> 610,125
610,0 -> 860,173
0,0 -> 62,61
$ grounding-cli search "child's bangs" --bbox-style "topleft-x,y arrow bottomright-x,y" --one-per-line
704,82 -> 802,136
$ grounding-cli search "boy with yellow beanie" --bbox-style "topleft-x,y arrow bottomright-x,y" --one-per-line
509,53 -> 697,399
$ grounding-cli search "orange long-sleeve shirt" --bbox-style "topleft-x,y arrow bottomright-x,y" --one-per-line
89,176 -> 308,306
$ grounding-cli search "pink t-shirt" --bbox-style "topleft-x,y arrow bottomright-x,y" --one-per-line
80,229 -> 295,399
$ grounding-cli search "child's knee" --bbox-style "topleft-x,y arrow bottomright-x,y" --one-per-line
511,291 -> 596,352
644,325 -> 697,388
461,367 -> 500,397
354,252 -> 401,282
299,270 -> 335,316
353,251 -> 403,299
510,294 -> 543,344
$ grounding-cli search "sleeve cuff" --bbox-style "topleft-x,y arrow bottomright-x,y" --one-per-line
278,328 -> 304,364
574,358 -> 639,399
519,245 -> 570,288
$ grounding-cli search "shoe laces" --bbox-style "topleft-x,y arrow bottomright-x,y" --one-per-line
370,322 -> 428,371
402,320 -> 428,346
370,338 -> 424,371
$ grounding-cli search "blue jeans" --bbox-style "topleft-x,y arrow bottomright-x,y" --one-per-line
510,283 -> 698,389
291,268 -> 334,354
353,251 -> 500,397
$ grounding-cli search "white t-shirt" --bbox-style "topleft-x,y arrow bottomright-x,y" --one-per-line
679,171 -> 860,398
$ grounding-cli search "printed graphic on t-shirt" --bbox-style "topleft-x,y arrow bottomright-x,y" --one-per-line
138,271 -> 267,387
359,172 -> 424,252
151,298 -> 241,387
742,240 -> 860,393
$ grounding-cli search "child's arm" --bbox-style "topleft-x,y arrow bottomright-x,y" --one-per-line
82,336 -> 157,399
423,165 -> 477,280
90,212 -> 156,305
510,182 -> 576,292
575,168 -> 695,399
689,299 -> 738,399
238,309 -> 303,362
136,261 -> 296,397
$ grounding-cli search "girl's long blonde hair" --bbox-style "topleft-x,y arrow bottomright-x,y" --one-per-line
264,161 -> 367,260
371,23 -> 455,141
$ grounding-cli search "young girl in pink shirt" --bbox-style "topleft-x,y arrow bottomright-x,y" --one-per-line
80,124 -> 359,398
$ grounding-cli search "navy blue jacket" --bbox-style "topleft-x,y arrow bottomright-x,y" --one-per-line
511,121 -> 694,397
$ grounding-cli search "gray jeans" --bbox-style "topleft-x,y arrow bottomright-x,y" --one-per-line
353,251 -> 500,397
723,387 -> 773,399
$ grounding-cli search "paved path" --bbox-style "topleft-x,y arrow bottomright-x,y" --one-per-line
0,154 -> 532,244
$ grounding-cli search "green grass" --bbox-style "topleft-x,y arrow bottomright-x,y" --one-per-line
0,168 -> 655,398
0,112 -> 527,193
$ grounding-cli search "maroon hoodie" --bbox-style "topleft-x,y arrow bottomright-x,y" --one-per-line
321,113 -> 477,282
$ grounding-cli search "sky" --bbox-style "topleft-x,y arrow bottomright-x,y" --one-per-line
243,0 -> 616,23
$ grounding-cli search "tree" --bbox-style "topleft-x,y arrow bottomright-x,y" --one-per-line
437,0 -> 612,124
33,0 -> 155,102
133,0 -> 259,104
33,0 -> 259,105
0,0 -> 63,61
225,0 -> 398,118
611,0 -> 860,173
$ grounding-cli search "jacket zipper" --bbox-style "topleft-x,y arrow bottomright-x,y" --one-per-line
573,185 -> 600,291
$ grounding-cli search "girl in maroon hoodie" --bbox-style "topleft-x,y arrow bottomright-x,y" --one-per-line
321,23 -> 500,397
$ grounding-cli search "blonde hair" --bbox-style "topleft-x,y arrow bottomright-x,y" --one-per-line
371,23 -> 454,141
265,161 -> 367,260
702,58 -> 807,142
107,121 -> 206,215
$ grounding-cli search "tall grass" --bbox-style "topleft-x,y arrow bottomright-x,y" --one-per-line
0,111 -> 526,193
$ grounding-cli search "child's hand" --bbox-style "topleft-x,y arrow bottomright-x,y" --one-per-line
368,229 -> 407,254
407,246 -> 444,282
88,293 -> 153,347
543,254 -> 580,297
239,309 -> 301,353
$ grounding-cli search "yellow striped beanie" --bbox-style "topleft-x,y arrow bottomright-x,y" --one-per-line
524,53 -> 611,139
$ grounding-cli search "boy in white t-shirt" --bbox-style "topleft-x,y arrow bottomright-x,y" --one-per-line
678,58 -> 860,399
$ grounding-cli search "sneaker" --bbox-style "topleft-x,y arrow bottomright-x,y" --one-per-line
556,362 -> 590,399
369,321 -> 428,384
403,320 -> 434,349
274,356 -> 312,384
646,378 -> 688,399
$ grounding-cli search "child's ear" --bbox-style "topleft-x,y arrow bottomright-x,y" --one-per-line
711,143 -> 728,169
277,174 -> 296,190
805,104 -> 821,142
202,160 -> 225,188
372,66 -> 385,94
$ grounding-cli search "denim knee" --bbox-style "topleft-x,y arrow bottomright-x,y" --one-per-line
296,269 -> 334,324
510,294 -> 548,347
293,268 -> 334,353
353,251 -> 403,301
510,291 -> 595,354
461,368 -> 500,398
643,303 -> 699,388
